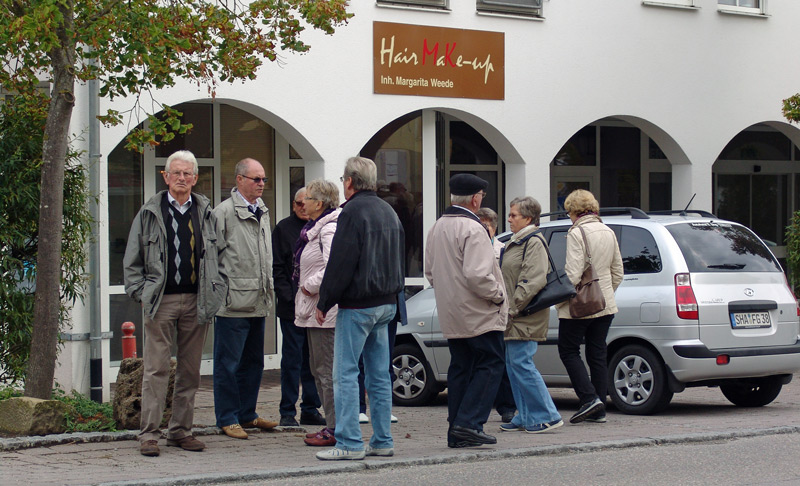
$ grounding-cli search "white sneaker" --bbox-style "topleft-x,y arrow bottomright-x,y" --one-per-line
316,447 -> 366,461
359,413 -> 370,424
365,445 -> 394,457
390,414 -> 398,423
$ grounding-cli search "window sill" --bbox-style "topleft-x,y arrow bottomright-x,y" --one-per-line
717,7 -> 769,18
476,10 -> 545,21
642,1 -> 700,11
375,2 -> 450,13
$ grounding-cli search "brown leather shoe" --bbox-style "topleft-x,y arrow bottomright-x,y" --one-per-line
166,435 -> 206,451
241,417 -> 278,430
221,424 -> 248,439
139,440 -> 160,457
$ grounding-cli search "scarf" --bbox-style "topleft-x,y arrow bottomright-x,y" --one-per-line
291,207 -> 335,288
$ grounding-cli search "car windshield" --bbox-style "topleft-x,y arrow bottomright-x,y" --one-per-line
666,221 -> 781,273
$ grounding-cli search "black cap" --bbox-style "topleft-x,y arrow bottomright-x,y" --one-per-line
449,173 -> 489,196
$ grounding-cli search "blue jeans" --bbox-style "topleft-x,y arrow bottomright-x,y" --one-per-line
213,316 -> 265,427
333,304 -> 395,451
279,318 -> 321,418
505,340 -> 561,427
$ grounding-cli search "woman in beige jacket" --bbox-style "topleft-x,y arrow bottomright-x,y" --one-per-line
556,189 -> 623,424
499,197 -> 563,434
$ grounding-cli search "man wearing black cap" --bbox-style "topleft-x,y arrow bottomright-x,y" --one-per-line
425,173 -> 508,448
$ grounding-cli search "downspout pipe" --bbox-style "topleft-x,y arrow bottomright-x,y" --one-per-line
88,61 -> 103,403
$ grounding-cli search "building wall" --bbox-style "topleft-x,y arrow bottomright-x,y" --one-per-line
63,0 -> 800,395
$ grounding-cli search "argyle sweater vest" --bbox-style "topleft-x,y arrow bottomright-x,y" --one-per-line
162,196 -> 199,295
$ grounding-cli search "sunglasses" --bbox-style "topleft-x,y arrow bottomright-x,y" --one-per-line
241,175 -> 268,184
294,200 -> 305,208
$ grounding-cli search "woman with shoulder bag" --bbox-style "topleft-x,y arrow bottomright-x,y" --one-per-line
556,189 -> 623,424
498,197 -> 563,434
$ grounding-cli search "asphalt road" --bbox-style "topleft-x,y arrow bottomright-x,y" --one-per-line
240,433 -> 800,486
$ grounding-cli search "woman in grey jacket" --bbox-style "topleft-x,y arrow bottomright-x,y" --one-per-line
556,189 -> 623,424
499,197 -> 562,434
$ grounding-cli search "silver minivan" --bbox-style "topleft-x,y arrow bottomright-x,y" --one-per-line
392,209 -> 800,414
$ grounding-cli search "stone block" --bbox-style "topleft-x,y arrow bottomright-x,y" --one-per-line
0,397 -> 71,436
112,357 -> 176,430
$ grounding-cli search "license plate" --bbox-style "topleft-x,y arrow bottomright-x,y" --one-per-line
730,311 -> 771,329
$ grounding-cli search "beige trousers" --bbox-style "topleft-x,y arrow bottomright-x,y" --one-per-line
139,293 -> 208,442
306,327 -> 336,430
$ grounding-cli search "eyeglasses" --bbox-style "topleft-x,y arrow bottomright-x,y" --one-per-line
478,191 -> 487,198
241,175 -> 268,184
164,170 -> 195,179
294,200 -> 304,208
304,196 -> 319,201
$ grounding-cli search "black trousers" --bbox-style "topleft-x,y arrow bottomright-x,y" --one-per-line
557,314 -> 614,405
447,330 -> 505,431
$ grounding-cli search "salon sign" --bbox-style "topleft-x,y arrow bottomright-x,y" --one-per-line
373,21 -> 504,100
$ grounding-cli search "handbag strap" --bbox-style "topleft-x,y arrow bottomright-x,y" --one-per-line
577,225 -> 593,264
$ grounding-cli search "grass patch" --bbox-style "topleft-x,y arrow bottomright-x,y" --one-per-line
0,385 -> 117,433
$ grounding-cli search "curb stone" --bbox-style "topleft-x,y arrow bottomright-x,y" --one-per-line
0,425 -> 306,452
95,426 -> 800,486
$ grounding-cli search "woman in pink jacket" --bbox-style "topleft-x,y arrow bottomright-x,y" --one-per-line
294,179 -> 341,447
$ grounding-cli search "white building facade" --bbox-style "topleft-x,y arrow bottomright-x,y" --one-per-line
58,0 -> 800,399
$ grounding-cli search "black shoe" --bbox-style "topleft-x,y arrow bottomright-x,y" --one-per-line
300,412 -> 327,426
570,398 -> 604,424
450,425 -> 497,445
279,416 -> 299,427
500,411 -> 515,423
447,432 -> 482,448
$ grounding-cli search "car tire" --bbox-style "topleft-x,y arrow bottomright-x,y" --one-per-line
391,343 -> 439,406
720,377 -> 783,407
608,344 -> 673,415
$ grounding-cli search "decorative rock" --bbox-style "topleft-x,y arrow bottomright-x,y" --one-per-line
0,397 -> 71,436
112,357 -> 176,430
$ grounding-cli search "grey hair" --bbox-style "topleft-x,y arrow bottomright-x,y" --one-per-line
343,157 -> 377,192
476,208 -> 499,231
165,150 -> 198,174
294,186 -> 306,200
306,179 -> 341,210
510,196 -> 542,227
450,194 -> 474,207
234,158 -> 262,177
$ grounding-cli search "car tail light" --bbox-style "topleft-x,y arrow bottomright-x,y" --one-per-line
716,354 -> 730,365
675,273 -> 698,320
782,274 -> 800,317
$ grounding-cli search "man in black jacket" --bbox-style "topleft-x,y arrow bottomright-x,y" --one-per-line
272,187 -> 324,427
314,157 -> 404,461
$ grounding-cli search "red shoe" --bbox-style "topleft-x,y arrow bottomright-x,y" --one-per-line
306,427 -> 333,438
304,428 -> 336,447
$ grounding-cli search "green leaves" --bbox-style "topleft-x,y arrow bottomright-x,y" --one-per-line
0,95 -> 93,385
782,94 -> 800,124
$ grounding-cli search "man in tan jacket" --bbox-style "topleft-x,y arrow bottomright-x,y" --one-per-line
425,174 -> 508,448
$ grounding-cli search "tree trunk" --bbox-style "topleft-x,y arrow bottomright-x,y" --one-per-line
24,1 -> 76,399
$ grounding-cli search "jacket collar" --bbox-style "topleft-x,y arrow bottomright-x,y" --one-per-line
509,224 -> 539,244
340,189 -> 376,207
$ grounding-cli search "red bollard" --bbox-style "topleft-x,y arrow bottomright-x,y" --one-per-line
121,321 -> 137,359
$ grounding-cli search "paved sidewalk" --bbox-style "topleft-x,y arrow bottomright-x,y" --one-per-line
3,370 -> 800,486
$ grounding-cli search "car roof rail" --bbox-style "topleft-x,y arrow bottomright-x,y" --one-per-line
541,207 -> 649,220
647,209 -> 717,218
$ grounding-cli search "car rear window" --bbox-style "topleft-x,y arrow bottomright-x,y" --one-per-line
666,222 -> 781,273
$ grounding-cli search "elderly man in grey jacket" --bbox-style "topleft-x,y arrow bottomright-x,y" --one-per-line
212,158 -> 278,439
425,174 -> 508,449
123,150 -> 226,457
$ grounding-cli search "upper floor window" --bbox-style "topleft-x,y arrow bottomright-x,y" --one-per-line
718,0 -> 766,15
377,0 -> 448,8
477,0 -> 542,17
